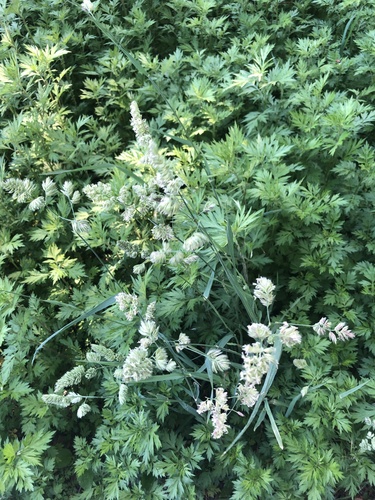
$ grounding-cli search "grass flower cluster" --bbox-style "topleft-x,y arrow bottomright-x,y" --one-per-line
197,387 -> 230,439
313,317 -> 355,343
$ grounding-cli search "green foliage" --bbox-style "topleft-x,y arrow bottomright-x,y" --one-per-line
2,0 -> 375,498
0,430 -> 54,496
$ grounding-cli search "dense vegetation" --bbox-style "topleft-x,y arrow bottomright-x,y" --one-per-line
1,0 -> 375,498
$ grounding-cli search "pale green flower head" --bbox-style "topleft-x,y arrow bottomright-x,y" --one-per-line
164,177 -> 184,196
28,196 -> 45,211
157,195 -> 181,216
197,388 -> 230,439
176,332 -> 191,352
169,251 -> 185,266
86,352 -> 101,363
293,359 -> 307,369
122,347 -> 153,382
71,219 -> 90,234
153,349 -> 176,372
247,323 -> 272,341
279,322 -> 302,347
119,384 -> 128,405
42,394 -> 71,408
151,224 -> 175,241
211,411 -> 229,439
81,0 -> 94,13
116,292 -> 139,321
42,392 -> 83,408
2,177 -> 36,203
197,399 -> 214,414
253,277 -> 275,307
61,181 -> 74,198
313,317 -> 355,343
237,383 -> 259,408
145,301 -> 156,321
54,366 -> 85,393
42,177 -> 57,197
154,347 -> 168,370
90,344 -> 116,362
206,348 -> 230,373
139,319 -> 159,343
183,232 -> 209,252
83,182 -> 115,211
165,359 -> 177,372
334,322 -> 355,341
77,403 -> 91,418
85,367 -> 97,379
149,250 -> 167,264
130,101 -> 152,148
133,263 -> 146,274
313,317 -> 331,336
183,254 -> 199,264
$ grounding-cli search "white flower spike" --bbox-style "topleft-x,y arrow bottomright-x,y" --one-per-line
253,277 -> 275,307
81,0 -> 94,13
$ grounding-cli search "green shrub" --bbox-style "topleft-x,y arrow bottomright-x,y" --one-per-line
1,0 -> 375,498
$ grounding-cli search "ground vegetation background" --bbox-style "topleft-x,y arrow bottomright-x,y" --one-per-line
1,0 -> 375,498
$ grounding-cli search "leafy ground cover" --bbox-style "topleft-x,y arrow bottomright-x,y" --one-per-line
1,0 -> 375,498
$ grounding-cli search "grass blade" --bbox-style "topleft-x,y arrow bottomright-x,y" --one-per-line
265,399 -> 283,449
32,295 -> 116,364
217,333 -> 234,348
340,15 -> 358,57
286,382 -> 325,417
203,269 -> 216,300
339,379 -> 370,399
254,407 -> 266,431
285,392 -> 303,418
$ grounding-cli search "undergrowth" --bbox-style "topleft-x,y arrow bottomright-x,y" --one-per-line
1,0 -> 375,498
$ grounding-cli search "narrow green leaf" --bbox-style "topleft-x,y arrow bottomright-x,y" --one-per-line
339,380 -> 370,399
285,392 -> 302,418
204,356 -> 214,389
164,134 -> 195,146
254,407 -> 266,431
135,372 -> 186,383
175,350 -> 199,370
226,220 -> 235,262
340,15 -> 357,57
40,162 -> 116,174
174,396 -> 205,420
264,399 -> 283,449
203,270 -> 216,300
187,371 -> 222,383
286,383 -> 326,417
216,333 -> 234,349
32,296 -> 117,364
221,259 -> 256,321
260,336 -> 282,395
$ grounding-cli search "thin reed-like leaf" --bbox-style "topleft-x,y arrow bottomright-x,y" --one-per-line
217,333 -> 234,348
265,399 -> 284,449
339,380 -> 370,399
340,15 -> 358,57
254,407 -> 266,431
203,269 -> 216,300
32,295 -> 116,364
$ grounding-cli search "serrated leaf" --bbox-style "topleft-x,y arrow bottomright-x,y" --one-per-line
2,442 -> 16,463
